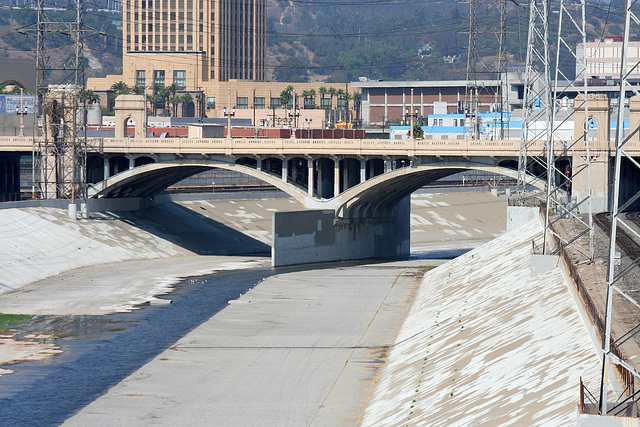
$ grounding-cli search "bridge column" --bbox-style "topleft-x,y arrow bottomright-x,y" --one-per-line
256,156 -> 262,171
334,157 -> 340,195
103,157 -> 110,179
308,158 -> 314,196
282,157 -> 288,182
573,94 -> 611,213
360,159 -> 366,183
128,156 -> 135,169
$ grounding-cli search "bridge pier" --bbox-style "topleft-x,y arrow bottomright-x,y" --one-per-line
307,158 -> 314,196
272,196 -> 410,267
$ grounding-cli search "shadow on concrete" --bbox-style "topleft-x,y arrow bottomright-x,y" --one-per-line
99,202 -> 271,256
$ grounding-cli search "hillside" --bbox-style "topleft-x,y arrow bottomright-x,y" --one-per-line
0,0 -> 627,83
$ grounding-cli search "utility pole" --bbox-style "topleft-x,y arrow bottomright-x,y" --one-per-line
18,0 -> 92,201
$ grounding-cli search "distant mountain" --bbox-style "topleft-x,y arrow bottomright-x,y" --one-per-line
0,0 -> 627,83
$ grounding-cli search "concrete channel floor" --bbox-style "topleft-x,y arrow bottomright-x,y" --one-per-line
63,260 -> 435,426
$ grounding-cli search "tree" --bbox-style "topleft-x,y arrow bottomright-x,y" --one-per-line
10,85 -> 22,94
302,89 -> 316,109
352,91 -> 362,122
169,95 -> 181,117
412,123 -> 424,139
319,87 -> 328,109
180,93 -> 193,116
328,87 -> 337,110
110,81 -> 131,98
280,86 -> 294,109
0,82 -> 6,94
146,93 -> 160,116
78,89 -> 100,105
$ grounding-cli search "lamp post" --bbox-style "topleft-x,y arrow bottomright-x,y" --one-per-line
288,108 -> 300,138
16,87 -> 27,137
253,88 -> 257,138
305,117 -> 312,138
405,107 -> 419,139
223,106 -> 235,139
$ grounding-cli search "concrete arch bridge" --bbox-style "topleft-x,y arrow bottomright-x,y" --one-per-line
85,144 -> 542,266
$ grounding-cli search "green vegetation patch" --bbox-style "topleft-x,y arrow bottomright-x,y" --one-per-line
0,313 -> 36,331
418,265 -> 437,273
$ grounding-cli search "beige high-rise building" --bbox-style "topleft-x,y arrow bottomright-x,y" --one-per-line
87,0 -> 352,122
122,0 -> 265,82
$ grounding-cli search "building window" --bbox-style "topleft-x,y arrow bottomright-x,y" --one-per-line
207,97 -> 216,109
154,70 -> 165,86
254,97 -> 265,109
136,70 -> 146,87
237,97 -> 249,109
174,70 -> 186,88
439,119 -> 443,126
321,98 -> 332,110
270,97 -> 281,109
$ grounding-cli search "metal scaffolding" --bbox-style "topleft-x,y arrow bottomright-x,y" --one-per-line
463,0 -> 508,140
18,0 -> 89,201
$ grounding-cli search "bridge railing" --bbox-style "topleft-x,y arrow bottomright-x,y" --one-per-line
0,135 -> 605,157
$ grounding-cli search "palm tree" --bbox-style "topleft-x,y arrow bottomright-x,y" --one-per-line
146,93 -> 160,116
328,87 -> 337,110
280,86 -> 294,109
352,91 -> 362,124
78,89 -> 100,105
319,87 -> 327,109
169,95 -> 182,117
163,83 -> 180,114
180,93 -> 193,116
302,89 -> 316,109
110,81 -> 131,98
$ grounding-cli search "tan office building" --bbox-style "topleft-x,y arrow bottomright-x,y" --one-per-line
87,0 -> 352,122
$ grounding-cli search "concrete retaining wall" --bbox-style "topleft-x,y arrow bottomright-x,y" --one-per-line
272,197 -> 410,267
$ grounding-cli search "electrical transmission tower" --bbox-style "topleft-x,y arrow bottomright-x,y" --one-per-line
517,0 -> 552,210
545,0 -> 594,261
17,0 -> 89,201
463,0 -> 508,140
599,0 -> 640,415
517,0 -> 593,260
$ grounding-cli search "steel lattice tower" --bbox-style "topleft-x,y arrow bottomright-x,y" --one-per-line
546,0 -> 594,261
517,0 -> 552,211
463,0 -> 508,140
18,0 -> 88,201
600,0 -> 640,415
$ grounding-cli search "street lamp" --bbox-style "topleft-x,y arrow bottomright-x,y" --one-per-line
16,87 -> 27,137
305,117 -> 312,138
223,106 -> 235,139
288,107 -> 300,138
405,107 -> 419,139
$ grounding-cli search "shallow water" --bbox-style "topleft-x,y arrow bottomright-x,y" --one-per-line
0,267 -> 272,426
0,249 -> 454,426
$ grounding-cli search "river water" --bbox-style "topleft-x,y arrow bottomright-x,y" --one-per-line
0,267 -> 273,426
0,249 -> 465,426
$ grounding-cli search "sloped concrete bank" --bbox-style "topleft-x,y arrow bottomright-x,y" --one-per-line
361,220 -> 602,426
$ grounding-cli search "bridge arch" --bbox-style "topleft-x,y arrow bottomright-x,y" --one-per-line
87,159 -> 310,201
88,159 -> 542,218
307,161 -> 544,218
